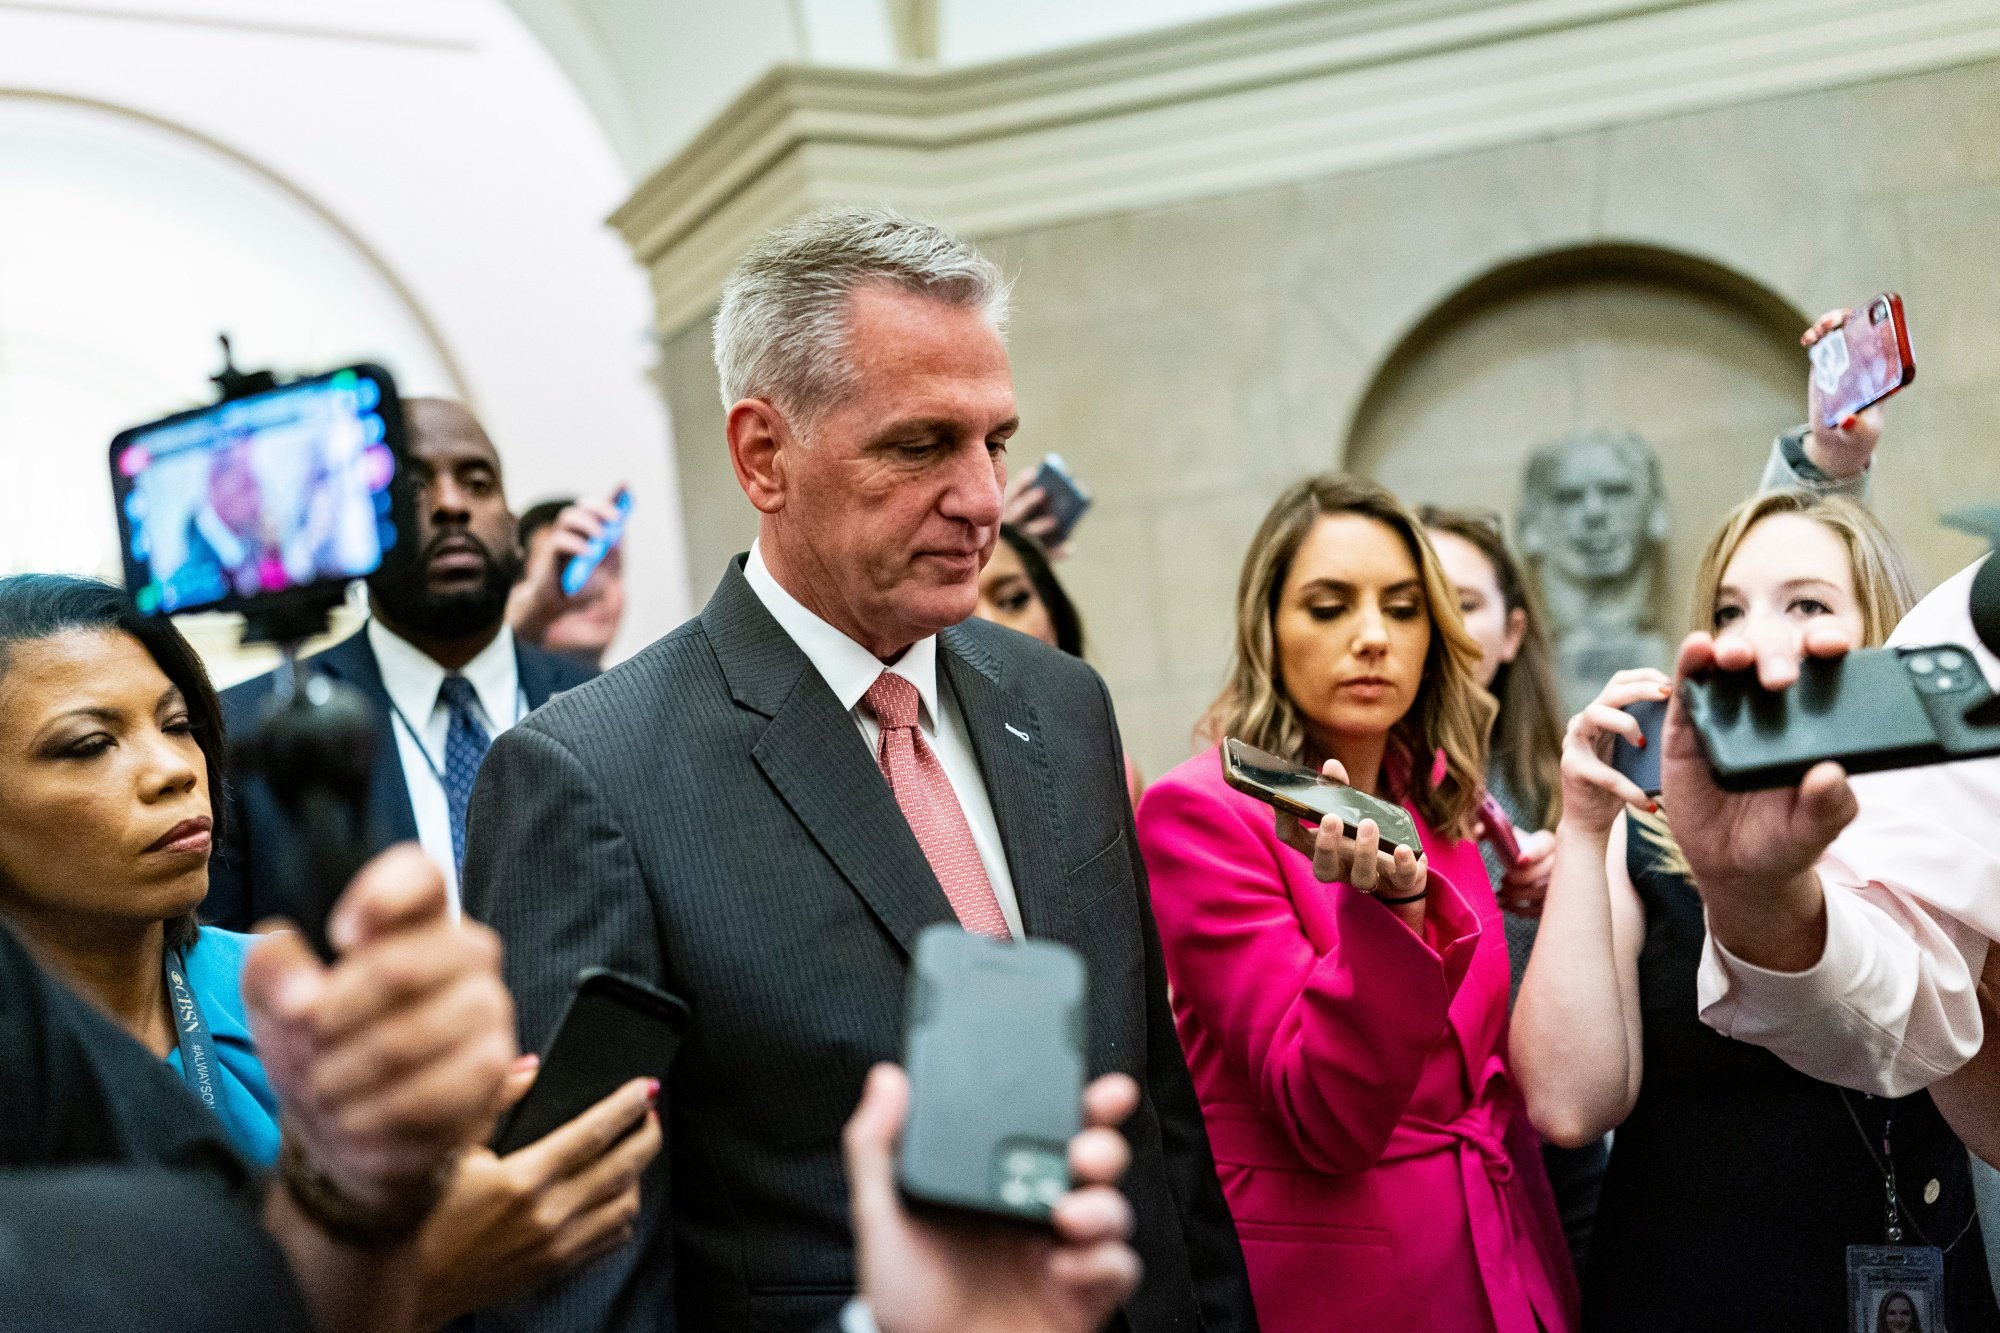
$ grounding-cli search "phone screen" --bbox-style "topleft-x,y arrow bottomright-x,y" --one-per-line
1220,738 -> 1424,857
110,366 -> 402,616
1810,295 -> 1914,427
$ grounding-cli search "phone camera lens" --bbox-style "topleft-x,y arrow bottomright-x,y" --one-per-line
1937,650 -> 1966,671
1871,300 -> 1890,324
1909,654 -> 1935,674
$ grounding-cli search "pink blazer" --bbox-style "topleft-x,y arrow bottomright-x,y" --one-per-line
1136,747 -> 1578,1333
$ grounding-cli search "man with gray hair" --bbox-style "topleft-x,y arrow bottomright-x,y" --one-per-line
464,207 -> 1257,1333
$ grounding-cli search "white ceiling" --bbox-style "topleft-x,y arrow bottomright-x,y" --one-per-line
497,0 -> 1291,178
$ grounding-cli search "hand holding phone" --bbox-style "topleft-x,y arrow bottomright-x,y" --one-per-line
561,486 -> 632,597
1807,294 -> 1914,430
1004,455 -> 1092,550
1221,738 -> 1423,857
493,968 -> 688,1155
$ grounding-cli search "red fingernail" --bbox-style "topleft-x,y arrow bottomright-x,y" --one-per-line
1647,801 -> 1661,813
1841,415 -> 1859,430
1636,735 -> 1646,748
645,1078 -> 661,1105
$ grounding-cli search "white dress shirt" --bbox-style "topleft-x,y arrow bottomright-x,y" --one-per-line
744,543 -> 1026,940
1697,558 -> 2000,1094
367,618 -> 526,911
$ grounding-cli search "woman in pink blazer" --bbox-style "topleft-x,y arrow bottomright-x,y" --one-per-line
1137,474 -> 1577,1333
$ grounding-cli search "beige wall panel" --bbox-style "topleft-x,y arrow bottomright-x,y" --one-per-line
659,57 -> 2000,780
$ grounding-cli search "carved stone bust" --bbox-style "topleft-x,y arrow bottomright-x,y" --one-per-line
1517,428 -> 1671,715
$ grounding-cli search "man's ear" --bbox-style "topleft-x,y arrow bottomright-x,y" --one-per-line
727,399 -> 794,516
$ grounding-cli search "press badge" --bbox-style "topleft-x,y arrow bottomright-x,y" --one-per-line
1847,1244 -> 1945,1333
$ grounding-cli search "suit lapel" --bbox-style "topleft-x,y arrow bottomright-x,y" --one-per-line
938,628 -> 1079,947
704,564 -> 957,957
310,633 -> 419,847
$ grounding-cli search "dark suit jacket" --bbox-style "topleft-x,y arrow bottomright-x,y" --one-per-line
461,560 -> 1255,1333
206,627 -> 594,931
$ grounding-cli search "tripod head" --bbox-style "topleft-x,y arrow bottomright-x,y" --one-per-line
201,335 -> 385,958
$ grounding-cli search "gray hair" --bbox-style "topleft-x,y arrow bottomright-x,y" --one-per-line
712,206 -> 1010,425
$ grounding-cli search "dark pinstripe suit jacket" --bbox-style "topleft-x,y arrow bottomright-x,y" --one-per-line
462,559 -> 1255,1333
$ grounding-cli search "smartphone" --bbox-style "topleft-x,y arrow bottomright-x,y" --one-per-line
1809,294 -> 1915,428
1023,455 -> 1092,546
1682,643 -> 2000,792
110,364 -> 410,617
899,925 -> 1085,1224
1220,737 -> 1424,859
1610,698 -> 1668,797
560,486 -> 632,597
1477,792 -> 1521,869
493,969 -> 691,1156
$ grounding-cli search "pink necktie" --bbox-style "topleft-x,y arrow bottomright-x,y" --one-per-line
862,672 -> 1011,940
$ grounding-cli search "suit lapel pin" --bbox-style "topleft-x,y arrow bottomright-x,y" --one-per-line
1004,723 -> 1031,743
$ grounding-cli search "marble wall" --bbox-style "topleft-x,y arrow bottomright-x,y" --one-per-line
658,56 -> 2000,780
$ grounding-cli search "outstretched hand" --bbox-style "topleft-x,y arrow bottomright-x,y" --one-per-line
844,1064 -> 1142,1333
1658,631 -> 1859,971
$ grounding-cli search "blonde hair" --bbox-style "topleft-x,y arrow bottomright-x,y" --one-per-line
1634,488 -> 1922,863
1200,473 -> 1495,837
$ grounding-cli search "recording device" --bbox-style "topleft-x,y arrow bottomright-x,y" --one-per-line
899,925 -> 1085,1224
1477,792 -> 1521,869
494,969 -> 690,1156
110,364 -> 410,624
109,346 -> 415,959
1682,508 -> 2000,791
1683,642 -> 1999,791
1220,737 -> 1424,859
560,486 -> 632,597
1021,455 -> 1092,546
1809,294 -> 1915,428
1610,698 -> 1668,797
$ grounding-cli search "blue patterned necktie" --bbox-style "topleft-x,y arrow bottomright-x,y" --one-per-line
437,675 -> 492,877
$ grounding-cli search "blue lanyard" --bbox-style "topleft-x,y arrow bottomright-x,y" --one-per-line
164,945 -> 220,1112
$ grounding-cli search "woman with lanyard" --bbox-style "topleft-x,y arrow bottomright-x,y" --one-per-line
0,574 -> 660,1330
1510,491 -> 1999,1330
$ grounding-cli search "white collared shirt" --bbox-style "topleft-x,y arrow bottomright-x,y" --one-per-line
744,542 -> 1025,939
367,618 -> 525,911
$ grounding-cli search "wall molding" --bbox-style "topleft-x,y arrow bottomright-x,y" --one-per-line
611,0 -> 2000,338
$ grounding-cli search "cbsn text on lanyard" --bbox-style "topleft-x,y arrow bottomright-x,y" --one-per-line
164,946 -> 220,1110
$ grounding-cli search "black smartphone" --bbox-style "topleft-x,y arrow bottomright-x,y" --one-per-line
898,925 -> 1085,1224
1220,737 -> 1424,858
109,364 -> 412,618
1024,455 -> 1092,546
1610,698 -> 1667,797
493,969 -> 691,1156
1682,643 -> 2000,792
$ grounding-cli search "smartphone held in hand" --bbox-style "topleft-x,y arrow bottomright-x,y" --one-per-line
1023,455 -> 1092,546
1810,294 -> 1915,427
561,486 -> 632,597
898,926 -> 1086,1225
494,968 -> 689,1155
1683,643 -> 2000,791
1219,738 -> 1424,859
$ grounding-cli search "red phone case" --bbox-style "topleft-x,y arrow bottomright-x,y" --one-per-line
1811,294 -> 1915,427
